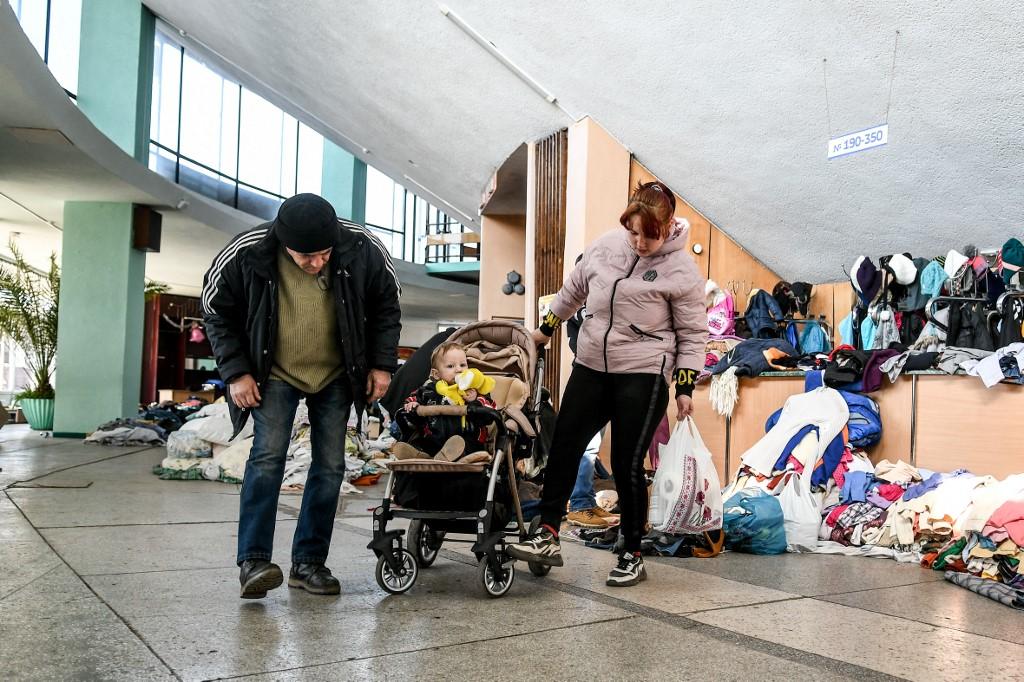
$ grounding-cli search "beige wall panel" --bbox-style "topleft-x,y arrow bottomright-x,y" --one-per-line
709,228 -> 781,301
915,376 -> 1024,479
478,214 -> 526,321
867,378 -> 913,465
559,118 -> 631,397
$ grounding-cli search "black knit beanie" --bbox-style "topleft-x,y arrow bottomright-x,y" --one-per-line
272,193 -> 338,253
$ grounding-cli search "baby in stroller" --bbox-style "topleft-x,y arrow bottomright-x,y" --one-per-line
392,341 -> 497,463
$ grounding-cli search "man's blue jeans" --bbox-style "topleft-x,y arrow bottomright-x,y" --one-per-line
236,378 -> 352,566
569,429 -> 608,512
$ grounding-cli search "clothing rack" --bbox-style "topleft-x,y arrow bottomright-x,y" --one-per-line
925,295 -> 990,333
995,290 -> 1024,310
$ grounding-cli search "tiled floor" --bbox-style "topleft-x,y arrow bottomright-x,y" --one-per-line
2,425 -> 1021,681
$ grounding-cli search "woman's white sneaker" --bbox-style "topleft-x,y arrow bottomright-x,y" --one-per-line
606,551 -> 647,587
506,526 -> 563,567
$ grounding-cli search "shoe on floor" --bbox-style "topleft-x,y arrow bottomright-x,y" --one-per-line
239,559 -> 284,599
606,551 -> 647,587
391,442 -> 425,460
592,507 -> 621,526
567,508 -> 609,529
288,563 -> 341,595
506,525 -> 563,567
434,435 -> 466,462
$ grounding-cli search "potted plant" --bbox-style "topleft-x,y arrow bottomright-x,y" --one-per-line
0,242 -> 59,431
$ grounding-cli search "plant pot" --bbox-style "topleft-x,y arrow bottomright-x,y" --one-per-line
20,398 -> 55,431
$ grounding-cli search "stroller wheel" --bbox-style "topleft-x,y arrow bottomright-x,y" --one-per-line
408,519 -> 443,568
375,549 -> 418,595
526,517 -> 551,577
479,553 -> 515,598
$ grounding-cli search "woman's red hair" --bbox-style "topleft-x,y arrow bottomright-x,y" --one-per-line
619,181 -> 677,239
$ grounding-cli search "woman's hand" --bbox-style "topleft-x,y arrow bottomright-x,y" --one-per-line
676,394 -> 694,419
404,400 -> 419,411
531,328 -> 552,347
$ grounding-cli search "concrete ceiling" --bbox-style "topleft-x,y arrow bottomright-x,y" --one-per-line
1,6 -> 479,320
145,0 -> 1024,282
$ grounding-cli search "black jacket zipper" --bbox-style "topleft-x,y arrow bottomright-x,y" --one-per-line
603,255 -> 641,371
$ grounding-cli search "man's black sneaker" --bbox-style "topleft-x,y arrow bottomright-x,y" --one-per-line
506,526 -> 563,567
288,563 -> 341,595
606,551 -> 647,587
239,559 -> 284,599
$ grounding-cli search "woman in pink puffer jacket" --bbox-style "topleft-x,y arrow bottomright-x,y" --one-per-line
507,181 -> 708,587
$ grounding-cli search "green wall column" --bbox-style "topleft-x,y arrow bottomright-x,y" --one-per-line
54,203 -> 146,437
321,140 -> 367,224
77,0 -> 155,161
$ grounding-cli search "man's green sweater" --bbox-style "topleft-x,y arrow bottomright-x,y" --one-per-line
270,250 -> 344,394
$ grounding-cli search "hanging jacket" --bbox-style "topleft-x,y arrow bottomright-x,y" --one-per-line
744,290 -> 784,339
947,302 -> 996,351
548,218 -> 708,380
800,321 -> 831,355
1000,296 -> 1024,347
785,322 -> 800,353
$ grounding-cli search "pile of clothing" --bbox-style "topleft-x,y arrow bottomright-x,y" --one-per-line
151,400 -> 392,492
137,397 -> 211,433
85,419 -> 167,446
720,373 -> 1024,609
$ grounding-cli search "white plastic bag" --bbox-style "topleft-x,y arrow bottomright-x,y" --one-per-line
648,417 -> 724,534
776,471 -> 820,552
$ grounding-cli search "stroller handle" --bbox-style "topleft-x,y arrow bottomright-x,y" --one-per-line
415,405 -> 466,417
415,404 -> 507,435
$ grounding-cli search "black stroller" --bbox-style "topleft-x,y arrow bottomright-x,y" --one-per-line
369,320 -> 550,598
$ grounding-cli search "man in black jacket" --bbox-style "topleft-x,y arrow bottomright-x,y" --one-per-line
202,193 -> 401,599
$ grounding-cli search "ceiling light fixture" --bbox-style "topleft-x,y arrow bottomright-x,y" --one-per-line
438,3 -> 573,118
402,174 -> 476,225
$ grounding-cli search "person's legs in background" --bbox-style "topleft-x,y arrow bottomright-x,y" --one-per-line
567,429 -> 617,528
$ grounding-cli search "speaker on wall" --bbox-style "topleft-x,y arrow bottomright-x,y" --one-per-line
132,205 -> 162,253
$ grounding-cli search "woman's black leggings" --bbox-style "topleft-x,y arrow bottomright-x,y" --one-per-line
539,364 -> 669,552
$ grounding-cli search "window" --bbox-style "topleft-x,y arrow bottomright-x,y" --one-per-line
148,28 -> 323,220
364,167 -> 478,264
11,0 -> 82,97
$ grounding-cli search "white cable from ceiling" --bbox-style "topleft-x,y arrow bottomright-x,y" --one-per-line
0,190 -> 62,231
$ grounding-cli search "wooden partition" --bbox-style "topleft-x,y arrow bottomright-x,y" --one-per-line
534,129 -> 568,407
914,377 -> 1024,478
700,374 -> 1021,482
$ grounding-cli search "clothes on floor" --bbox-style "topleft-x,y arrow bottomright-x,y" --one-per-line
85,420 -> 166,446
944,571 -> 1024,610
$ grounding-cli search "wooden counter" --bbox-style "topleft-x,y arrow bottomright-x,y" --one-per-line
687,372 -> 1023,480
